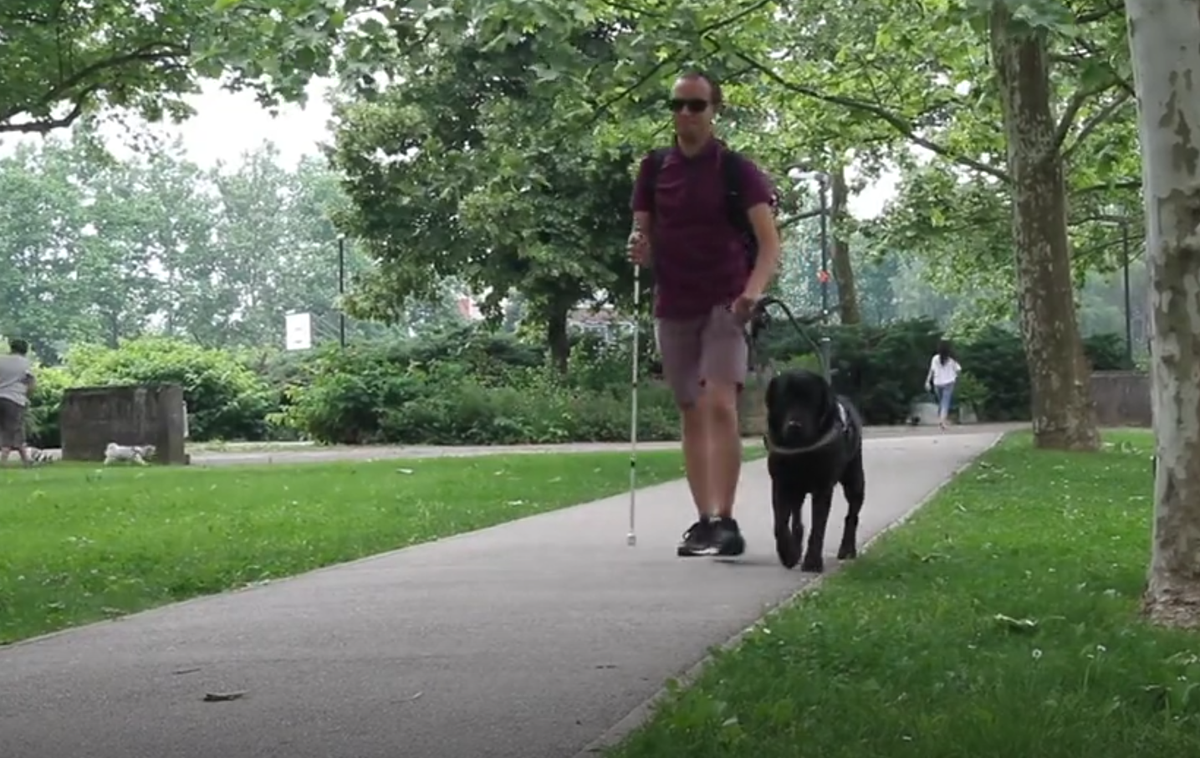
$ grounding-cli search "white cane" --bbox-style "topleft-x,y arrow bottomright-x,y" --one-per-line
627,263 -> 641,547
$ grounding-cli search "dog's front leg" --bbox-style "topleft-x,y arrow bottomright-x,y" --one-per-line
802,487 -> 835,573
772,476 -> 802,569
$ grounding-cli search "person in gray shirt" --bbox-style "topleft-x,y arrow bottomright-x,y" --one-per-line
0,338 -> 36,466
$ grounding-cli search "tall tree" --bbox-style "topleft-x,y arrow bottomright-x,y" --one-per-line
0,0 -> 352,134
328,24 -> 646,371
828,166 -> 861,324
989,2 -> 1098,450
1126,0 -> 1200,628
0,139 -> 92,357
734,0 -> 1135,448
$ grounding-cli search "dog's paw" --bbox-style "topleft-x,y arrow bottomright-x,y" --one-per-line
837,544 -> 858,560
800,554 -> 825,573
775,530 -> 800,569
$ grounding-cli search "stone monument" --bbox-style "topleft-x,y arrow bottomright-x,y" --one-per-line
60,384 -> 189,464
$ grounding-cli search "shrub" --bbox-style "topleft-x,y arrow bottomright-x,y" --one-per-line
278,341 -> 678,445
39,338 -> 276,443
758,318 -> 1131,424
25,366 -> 73,448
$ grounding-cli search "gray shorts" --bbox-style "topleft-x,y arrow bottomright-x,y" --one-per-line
0,398 -> 26,448
655,305 -> 749,408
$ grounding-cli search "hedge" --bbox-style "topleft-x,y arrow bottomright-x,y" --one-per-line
757,318 -> 1127,424
22,320 -> 1131,448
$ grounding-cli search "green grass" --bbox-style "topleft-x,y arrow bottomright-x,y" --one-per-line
610,430 -> 1200,758
0,449 -> 759,644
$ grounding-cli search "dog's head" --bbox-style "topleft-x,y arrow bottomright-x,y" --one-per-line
765,369 -> 839,448
139,444 -> 156,460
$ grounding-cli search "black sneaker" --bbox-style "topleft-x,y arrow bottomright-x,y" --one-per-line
677,517 -> 718,557
712,517 -> 746,557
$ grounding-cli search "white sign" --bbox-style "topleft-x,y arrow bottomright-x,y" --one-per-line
285,312 -> 313,351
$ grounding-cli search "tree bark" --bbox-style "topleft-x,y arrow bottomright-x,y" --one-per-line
829,167 -> 861,325
1126,0 -> 1200,628
989,5 -> 1100,451
546,303 -> 571,374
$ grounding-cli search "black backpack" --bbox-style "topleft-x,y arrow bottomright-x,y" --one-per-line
642,146 -> 777,271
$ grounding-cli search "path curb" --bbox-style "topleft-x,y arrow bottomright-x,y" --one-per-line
571,430 -> 1008,757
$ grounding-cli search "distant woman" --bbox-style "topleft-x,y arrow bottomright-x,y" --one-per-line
925,339 -> 962,431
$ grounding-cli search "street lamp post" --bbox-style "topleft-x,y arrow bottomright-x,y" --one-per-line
337,234 -> 347,349
817,173 -> 830,318
789,165 -> 833,382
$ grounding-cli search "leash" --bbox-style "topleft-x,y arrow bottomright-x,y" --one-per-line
748,296 -> 829,377
763,422 -> 844,456
749,297 -> 844,457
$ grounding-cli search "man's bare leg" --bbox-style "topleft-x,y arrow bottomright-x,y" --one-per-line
703,383 -> 742,519
681,404 -> 712,518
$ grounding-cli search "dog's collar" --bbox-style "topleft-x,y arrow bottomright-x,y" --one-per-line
764,402 -> 847,456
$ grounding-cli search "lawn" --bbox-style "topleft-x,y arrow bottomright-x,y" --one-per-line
0,448 -> 752,644
610,430 -> 1200,758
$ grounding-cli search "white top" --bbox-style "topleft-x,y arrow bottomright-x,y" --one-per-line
928,354 -> 961,387
0,354 -> 32,406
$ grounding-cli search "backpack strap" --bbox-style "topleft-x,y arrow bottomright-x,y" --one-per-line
643,148 -> 671,214
719,149 -> 754,239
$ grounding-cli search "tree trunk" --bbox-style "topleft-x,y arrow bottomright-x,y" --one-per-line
1126,0 -> 1200,628
829,167 -> 861,325
989,5 -> 1099,451
546,304 -> 571,374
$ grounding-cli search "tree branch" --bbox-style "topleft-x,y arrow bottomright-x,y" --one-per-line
1061,92 -> 1132,160
1073,178 -> 1141,194
587,55 -> 684,123
729,50 -> 1012,183
1053,81 -> 1112,151
600,0 -> 662,17
0,43 -> 187,132
0,85 -> 99,134
1072,36 -> 1135,97
1076,1 -> 1122,24
698,0 -> 773,35
779,207 -> 826,229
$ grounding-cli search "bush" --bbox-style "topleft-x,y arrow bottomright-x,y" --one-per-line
277,342 -> 678,445
21,320 -> 1136,448
758,318 -> 1130,424
28,338 -> 277,445
25,366 -> 73,448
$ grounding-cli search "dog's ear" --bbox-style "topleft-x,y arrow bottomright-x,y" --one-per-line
765,374 -> 780,407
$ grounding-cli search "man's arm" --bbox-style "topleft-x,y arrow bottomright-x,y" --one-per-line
630,153 -> 656,264
739,159 -> 781,297
745,203 -> 781,296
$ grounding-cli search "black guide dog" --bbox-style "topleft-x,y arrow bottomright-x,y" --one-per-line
763,368 -> 866,572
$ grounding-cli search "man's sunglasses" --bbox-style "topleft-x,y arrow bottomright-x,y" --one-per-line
668,98 -> 709,114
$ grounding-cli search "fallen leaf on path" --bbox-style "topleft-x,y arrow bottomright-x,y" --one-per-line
203,691 -> 247,702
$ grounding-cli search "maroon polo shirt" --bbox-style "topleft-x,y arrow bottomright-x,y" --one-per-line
631,139 -> 773,320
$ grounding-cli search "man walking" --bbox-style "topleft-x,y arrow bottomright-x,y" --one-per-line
0,338 -> 36,467
628,71 -> 782,556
